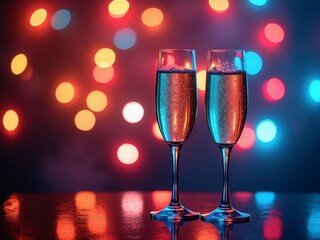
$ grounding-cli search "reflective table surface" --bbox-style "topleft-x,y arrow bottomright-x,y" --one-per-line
1,191 -> 319,239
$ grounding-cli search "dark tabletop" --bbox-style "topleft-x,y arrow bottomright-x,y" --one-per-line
1,191 -> 319,239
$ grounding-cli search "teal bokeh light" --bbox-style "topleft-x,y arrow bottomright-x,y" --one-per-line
309,80 -> 320,102
51,9 -> 71,30
256,119 -> 277,143
255,191 -> 276,208
113,28 -> 137,50
249,0 -> 267,6
245,51 -> 263,75
308,207 -> 320,239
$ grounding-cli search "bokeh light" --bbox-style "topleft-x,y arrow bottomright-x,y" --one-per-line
117,143 -> 139,165
11,53 -> 28,75
308,206 -> 320,239
196,226 -> 220,240
3,110 -> 19,132
121,192 -> 144,231
263,211 -> 282,239
234,56 -> 242,69
51,9 -> 71,30
55,82 -> 75,103
237,125 -> 256,149
20,66 -> 33,81
141,8 -> 164,27
245,51 -> 263,75
75,191 -> 96,211
2,0 -> 320,198
152,121 -> 163,140
108,0 -> 130,18
94,48 -> 116,68
74,110 -> 96,131
93,65 -> 114,83
309,80 -> 320,102
151,190 -> 170,210
86,91 -> 108,112
208,0 -> 230,13
30,8 -> 47,27
113,28 -> 137,50
122,101 -> 144,123
56,214 -> 75,240
197,70 -> 206,91
263,77 -> 286,102
249,0 -> 267,6
234,192 -> 253,203
264,23 -> 285,43
87,206 -> 107,235
256,119 -> 277,143
255,191 -> 276,209
3,195 -> 20,221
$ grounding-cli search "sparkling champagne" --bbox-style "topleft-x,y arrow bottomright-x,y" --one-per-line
205,71 -> 247,145
156,70 -> 197,144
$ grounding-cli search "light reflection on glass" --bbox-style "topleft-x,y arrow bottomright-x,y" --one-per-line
3,194 -> 20,221
151,190 -> 171,210
262,209 -> 282,239
255,191 -> 276,210
87,205 -> 107,236
56,214 -> 76,240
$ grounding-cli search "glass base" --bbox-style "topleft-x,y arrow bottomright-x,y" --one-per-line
150,204 -> 200,221
201,207 -> 250,223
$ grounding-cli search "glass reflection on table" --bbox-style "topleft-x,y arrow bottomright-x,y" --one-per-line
153,220 -> 185,240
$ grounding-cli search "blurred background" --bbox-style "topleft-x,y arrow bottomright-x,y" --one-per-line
1,0 -> 320,194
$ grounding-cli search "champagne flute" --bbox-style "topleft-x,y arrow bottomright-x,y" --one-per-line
150,49 -> 200,221
201,49 -> 250,223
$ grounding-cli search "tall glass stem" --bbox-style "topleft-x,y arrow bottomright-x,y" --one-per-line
169,144 -> 182,206
219,146 -> 233,209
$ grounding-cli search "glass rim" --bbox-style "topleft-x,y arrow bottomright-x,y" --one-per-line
159,49 -> 195,52
207,49 -> 245,53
